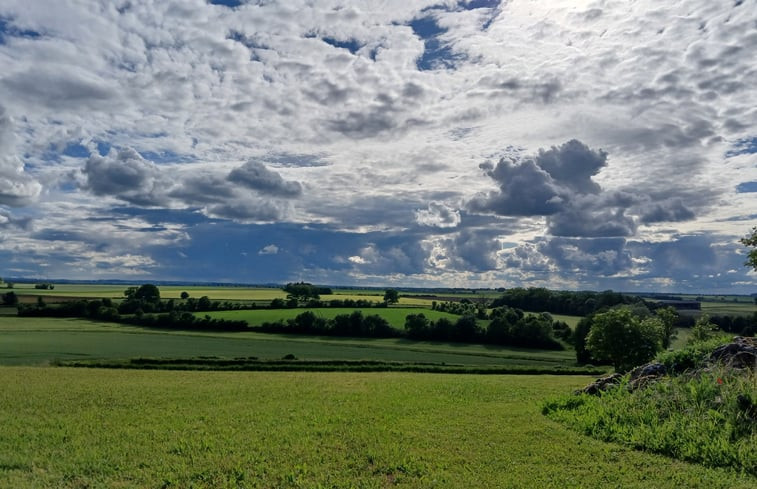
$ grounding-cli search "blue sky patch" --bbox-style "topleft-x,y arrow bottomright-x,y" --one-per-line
0,17 -> 42,44
409,16 -> 464,71
736,181 -> 757,193
208,0 -> 243,7
726,136 -> 757,157
460,0 -> 501,10
62,143 -> 90,158
322,37 -> 362,55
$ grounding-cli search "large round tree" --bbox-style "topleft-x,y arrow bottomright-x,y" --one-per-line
586,308 -> 664,372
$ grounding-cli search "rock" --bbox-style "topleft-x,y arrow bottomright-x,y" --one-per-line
627,362 -> 667,391
708,336 -> 757,370
629,362 -> 667,381
575,373 -> 623,396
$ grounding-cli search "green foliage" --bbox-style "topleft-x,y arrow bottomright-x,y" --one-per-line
655,306 -> 678,349
544,367 -> 757,475
180,291 -> 189,299
282,282 -> 331,304
690,313 -> 720,343
573,315 -> 595,364
657,336 -> 731,374
134,283 -> 160,301
586,308 -> 664,372
383,289 -> 399,304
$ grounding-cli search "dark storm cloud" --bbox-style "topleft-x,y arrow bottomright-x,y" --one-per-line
228,160 -> 302,197
83,148 -> 166,206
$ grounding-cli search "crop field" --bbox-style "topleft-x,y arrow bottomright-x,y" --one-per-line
205,307 -> 463,328
1,367 -> 753,489
700,301 -> 757,316
0,316 -> 574,368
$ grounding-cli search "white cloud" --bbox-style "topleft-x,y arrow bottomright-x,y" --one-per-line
259,244 -> 279,255
0,0 -> 754,290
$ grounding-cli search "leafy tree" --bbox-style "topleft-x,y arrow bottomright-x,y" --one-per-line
741,226 -> 757,271
283,282 -> 321,304
404,313 -> 430,339
180,291 -> 190,299
383,289 -> 399,304
586,308 -> 664,372
655,306 -> 678,349
689,313 -> 718,344
134,284 -> 161,301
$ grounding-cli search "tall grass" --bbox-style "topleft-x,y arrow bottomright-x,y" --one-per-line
543,366 -> 757,475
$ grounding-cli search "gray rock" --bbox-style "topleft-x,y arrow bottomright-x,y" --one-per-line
708,336 -> 757,370
575,373 -> 623,396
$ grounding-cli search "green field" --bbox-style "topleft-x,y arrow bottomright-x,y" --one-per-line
0,368 -> 753,488
204,307 -> 464,328
0,316 -> 575,368
700,301 -> 757,316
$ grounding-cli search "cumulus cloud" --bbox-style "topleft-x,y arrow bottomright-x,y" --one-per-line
228,160 -> 302,197
0,0 -> 754,291
0,106 -> 42,207
415,202 -> 461,228
83,148 -> 165,206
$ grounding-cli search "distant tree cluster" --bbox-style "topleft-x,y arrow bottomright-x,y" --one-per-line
2,291 -> 18,306
268,297 -> 385,309
432,300 -> 487,318
406,307 -> 564,350
259,310 -> 398,338
34,283 -> 54,290
491,287 -> 640,316
282,282 -> 333,305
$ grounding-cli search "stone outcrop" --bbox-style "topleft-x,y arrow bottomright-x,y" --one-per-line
708,336 -> 757,370
628,362 -> 667,391
575,373 -> 623,395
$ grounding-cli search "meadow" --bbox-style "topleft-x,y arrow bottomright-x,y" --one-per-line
204,308 -> 464,328
0,315 -> 576,369
1,367 -> 754,488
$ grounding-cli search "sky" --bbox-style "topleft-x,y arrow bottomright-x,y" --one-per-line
0,0 -> 756,293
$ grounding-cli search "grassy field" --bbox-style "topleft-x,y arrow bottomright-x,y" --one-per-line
0,316 -> 576,368
204,307 -> 463,328
0,368 -> 753,488
700,301 -> 757,316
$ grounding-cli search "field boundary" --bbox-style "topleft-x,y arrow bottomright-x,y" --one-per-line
56,357 -> 608,375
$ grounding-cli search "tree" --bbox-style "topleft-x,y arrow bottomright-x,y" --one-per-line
741,226 -> 757,271
283,282 -> 320,304
134,284 -> 161,301
655,306 -> 678,349
1,291 -> 17,306
586,308 -> 664,372
689,313 -> 718,344
383,289 -> 399,304
180,291 -> 190,300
